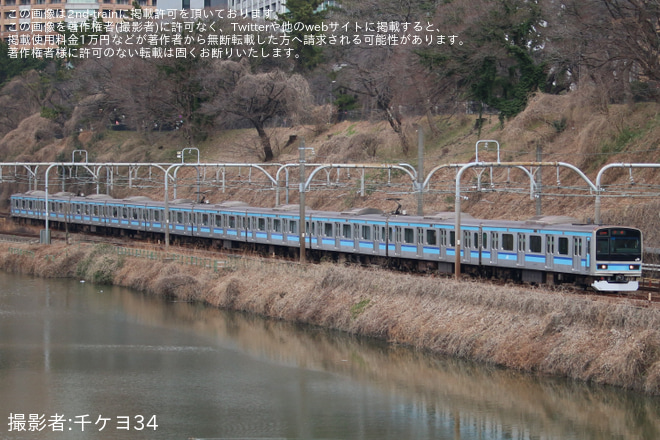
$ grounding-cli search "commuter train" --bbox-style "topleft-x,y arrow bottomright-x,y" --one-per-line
10,190 -> 643,292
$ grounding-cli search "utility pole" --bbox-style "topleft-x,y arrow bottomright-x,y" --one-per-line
299,139 -> 306,264
417,126 -> 424,216
536,142 -> 542,216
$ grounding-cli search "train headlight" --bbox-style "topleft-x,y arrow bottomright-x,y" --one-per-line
598,264 -> 608,270
629,265 -> 640,270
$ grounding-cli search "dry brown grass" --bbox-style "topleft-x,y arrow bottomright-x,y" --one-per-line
2,241 -> 660,394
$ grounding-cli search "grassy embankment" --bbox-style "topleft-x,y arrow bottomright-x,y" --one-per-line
2,240 -> 660,394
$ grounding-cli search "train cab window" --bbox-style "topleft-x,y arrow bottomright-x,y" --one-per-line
257,218 -> 266,231
228,216 -> 236,228
324,223 -> 333,237
426,229 -> 436,245
342,224 -> 352,238
558,237 -> 569,255
362,225 -> 372,240
502,233 -> 514,251
530,235 -> 542,253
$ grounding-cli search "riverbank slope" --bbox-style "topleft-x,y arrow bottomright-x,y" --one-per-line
2,240 -> 659,394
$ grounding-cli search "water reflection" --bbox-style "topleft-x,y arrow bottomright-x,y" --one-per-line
1,272 -> 659,440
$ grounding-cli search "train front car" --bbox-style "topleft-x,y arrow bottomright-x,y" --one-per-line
590,227 -> 642,292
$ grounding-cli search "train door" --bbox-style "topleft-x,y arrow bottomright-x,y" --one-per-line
573,237 -> 583,271
545,235 -> 555,269
489,232 -> 499,264
461,230 -> 471,263
394,226 -> 402,256
517,233 -> 526,266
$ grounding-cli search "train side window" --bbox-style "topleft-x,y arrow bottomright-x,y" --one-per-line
502,233 -> 514,251
426,229 -> 436,245
93,205 -> 99,216
342,224 -> 352,238
76,204 -> 82,215
257,218 -> 266,231
201,213 -> 209,226
154,210 -> 161,222
449,231 -> 455,247
228,216 -> 236,228
214,215 -> 221,227
112,207 -> 118,217
132,209 -> 139,220
530,235 -> 542,253
324,223 -> 333,237
358,225 -> 370,240
121,207 -> 127,218
404,228 -> 414,244
176,212 -> 183,223
558,237 -> 569,255
482,233 -> 488,249
273,219 -> 281,232
288,220 -> 297,234
474,232 -> 479,248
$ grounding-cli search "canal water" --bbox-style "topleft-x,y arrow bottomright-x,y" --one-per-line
1,271 -> 659,440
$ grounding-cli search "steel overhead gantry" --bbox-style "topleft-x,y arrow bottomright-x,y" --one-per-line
163,163 -> 280,250
594,163 -> 660,225
302,163 -> 418,196
40,162 -> 171,244
453,161 -> 598,280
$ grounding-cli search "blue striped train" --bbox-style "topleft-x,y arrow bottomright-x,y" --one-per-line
10,190 -> 643,291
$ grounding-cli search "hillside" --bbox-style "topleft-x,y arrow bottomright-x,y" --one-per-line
2,84 -> 660,247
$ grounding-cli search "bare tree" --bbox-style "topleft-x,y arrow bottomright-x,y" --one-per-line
204,60 -> 312,161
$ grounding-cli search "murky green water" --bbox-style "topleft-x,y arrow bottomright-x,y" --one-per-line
1,271 -> 659,440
